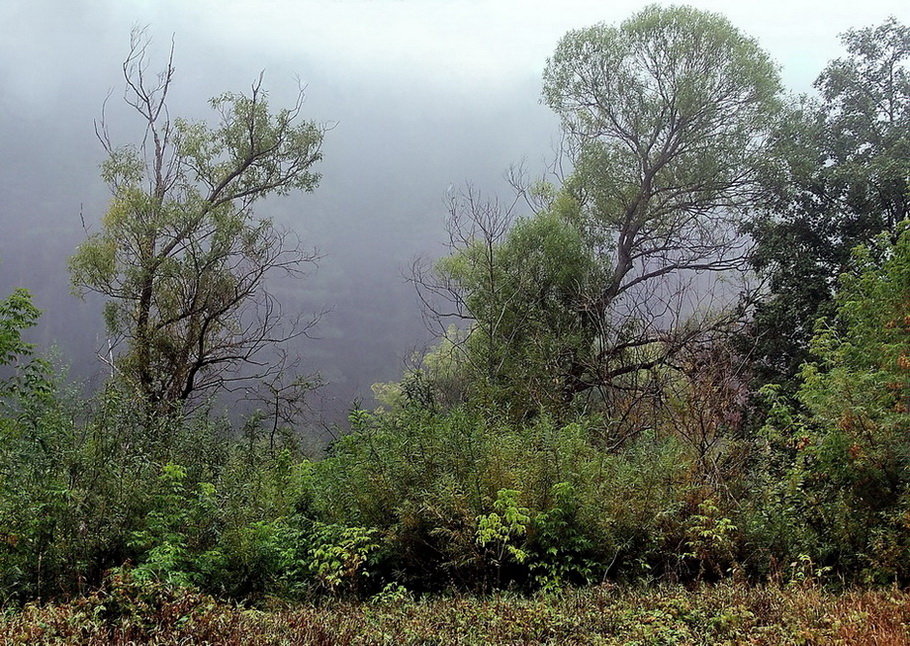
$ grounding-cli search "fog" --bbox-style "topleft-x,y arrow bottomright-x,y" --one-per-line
0,0 -> 903,425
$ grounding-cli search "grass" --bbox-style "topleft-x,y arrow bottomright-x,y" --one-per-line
3,575 -> 910,645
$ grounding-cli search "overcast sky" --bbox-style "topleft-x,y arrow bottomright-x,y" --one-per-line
0,0 -> 906,423
4,0 -> 905,101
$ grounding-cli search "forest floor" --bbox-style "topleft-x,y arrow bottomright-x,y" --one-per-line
3,581 -> 910,645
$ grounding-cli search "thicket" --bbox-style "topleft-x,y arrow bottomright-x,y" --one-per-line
1,221 -> 907,602
0,8 -> 908,610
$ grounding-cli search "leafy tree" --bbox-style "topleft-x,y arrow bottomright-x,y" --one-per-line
0,288 -> 39,370
69,31 -> 324,408
758,221 -> 910,579
800,224 -> 910,492
543,4 -> 781,396
0,287 -> 48,412
426,198 -> 596,415
746,17 -> 909,385
421,6 -> 781,418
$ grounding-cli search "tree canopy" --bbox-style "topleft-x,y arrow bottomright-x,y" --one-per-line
69,32 -> 325,407
746,17 -> 909,385
423,5 -> 783,419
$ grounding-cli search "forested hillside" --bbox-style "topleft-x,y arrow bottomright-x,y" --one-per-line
1,6 -> 908,643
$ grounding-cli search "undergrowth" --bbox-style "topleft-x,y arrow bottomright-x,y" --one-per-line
2,572 -> 910,645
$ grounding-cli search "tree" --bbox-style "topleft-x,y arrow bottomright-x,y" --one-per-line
410,184 -> 599,416
746,17 -> 909,386
760,222 -> 910,578
418,6 -> 782,419
543,4 -> 781,407
0,288 -> 39,371
799,224 -> 910,467
0,286 -> 44,410
70,31 -> 325,408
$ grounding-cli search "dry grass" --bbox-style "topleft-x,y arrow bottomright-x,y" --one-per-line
3,576 -> 910,645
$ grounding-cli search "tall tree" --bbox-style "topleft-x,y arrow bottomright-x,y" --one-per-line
420,6 -> 782,419
746,17 -> 909,386
542,4 -> 781,402
70,31 -> 325,408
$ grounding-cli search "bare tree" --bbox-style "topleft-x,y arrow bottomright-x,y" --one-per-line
663,341 -> 753,493
240,349 -> 323,452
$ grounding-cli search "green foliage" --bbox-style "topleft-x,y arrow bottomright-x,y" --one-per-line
800,227 -> 910,445
0,288 -> 52,432
0,289 -> 40,369
544,5 -> 780,234
128,464 -> 222,588
683,499 -> 738,580
746,17 -> 909,386
756,223 -> 910,582
70,36 -> 324,407
476,489 -> 531,567
372,326 -> 471,413
436,211 -> 595,416
306,406 -> 700,590
0,371 -> 321,602
528,482 -> 597,589
304,523 -> 379,593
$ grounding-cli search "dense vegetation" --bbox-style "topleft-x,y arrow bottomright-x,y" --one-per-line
5,575 -> 910,644
1,5 -> 908,641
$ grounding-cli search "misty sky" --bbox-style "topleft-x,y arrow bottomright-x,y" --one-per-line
0,0 -> 906,424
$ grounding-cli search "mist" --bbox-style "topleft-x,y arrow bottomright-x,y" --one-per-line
0,0 -> 903,426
